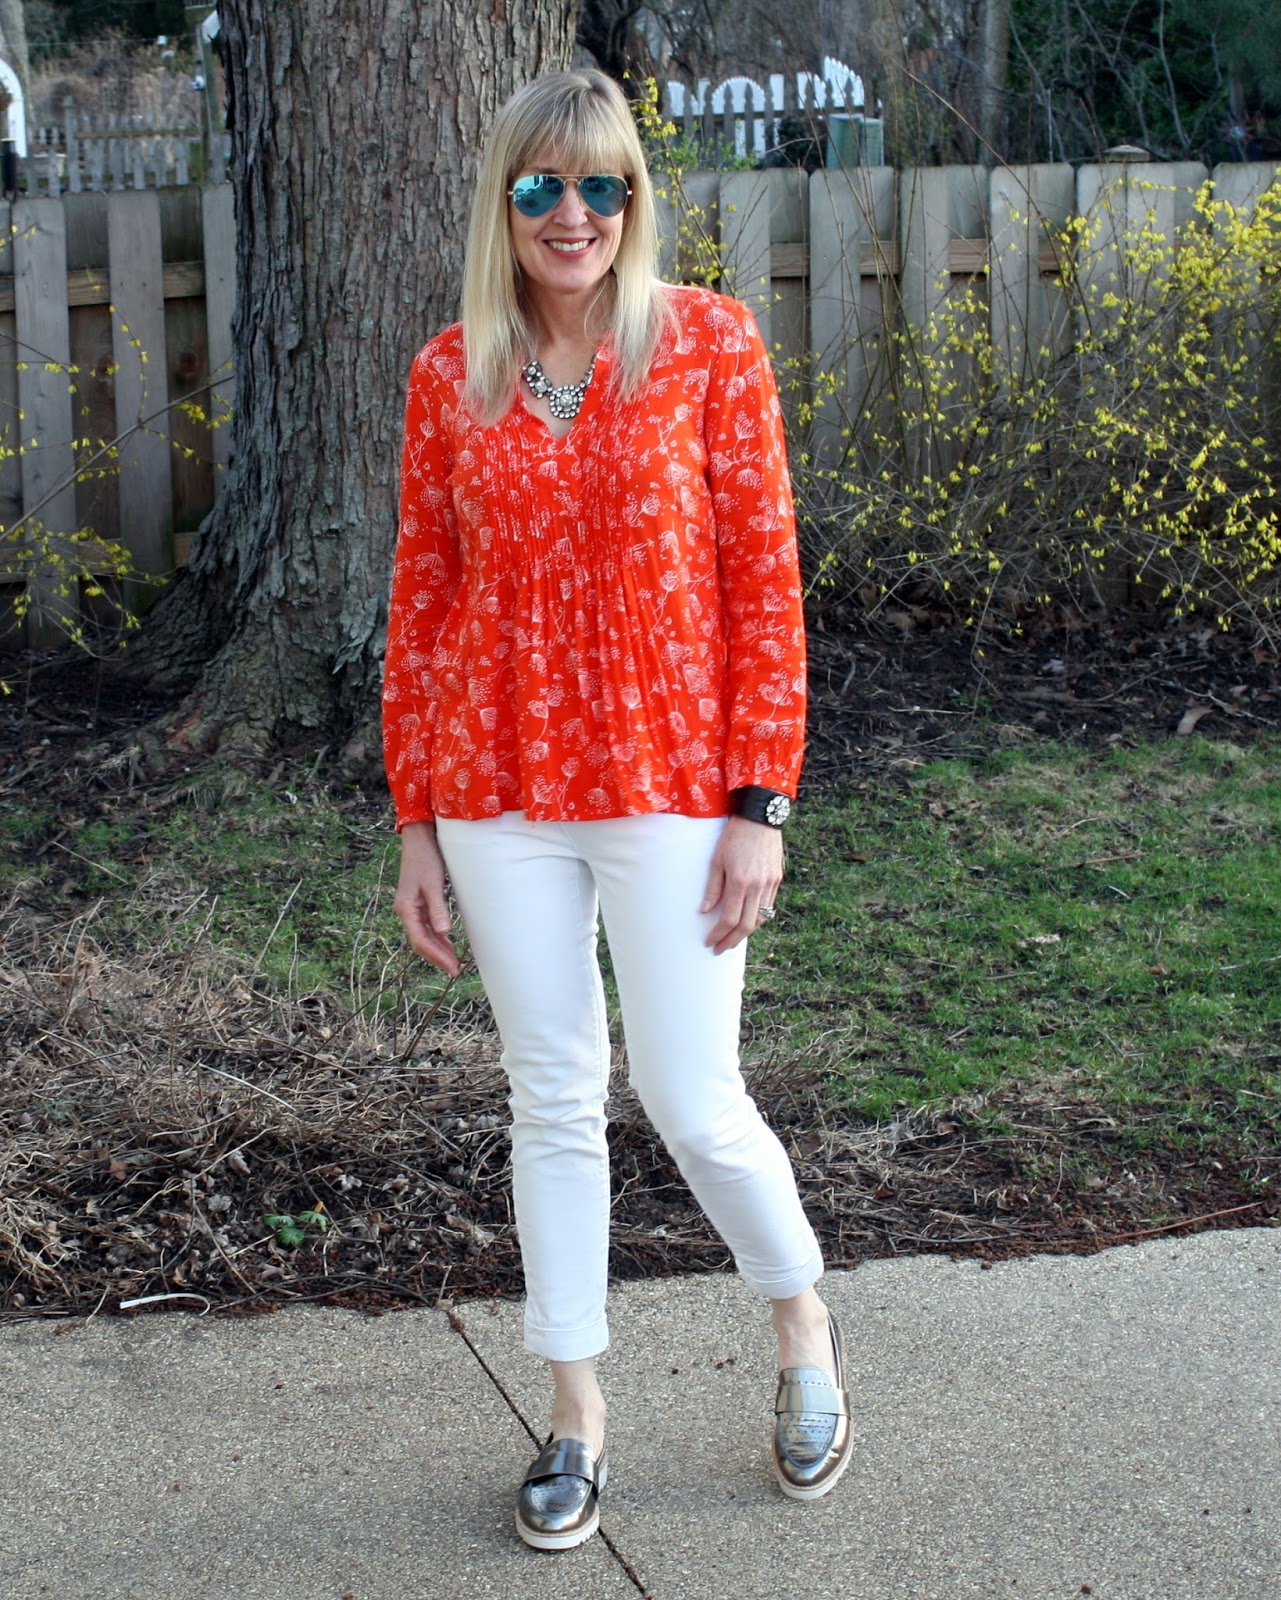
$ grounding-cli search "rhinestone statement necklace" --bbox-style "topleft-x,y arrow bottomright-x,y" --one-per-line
521,355 -> 596,421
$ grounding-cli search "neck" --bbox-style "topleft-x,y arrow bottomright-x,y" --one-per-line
524,279 -> 612,353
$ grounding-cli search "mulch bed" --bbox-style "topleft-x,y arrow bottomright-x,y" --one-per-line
1,611 -> 1277,1319
803,602 -> 1281,788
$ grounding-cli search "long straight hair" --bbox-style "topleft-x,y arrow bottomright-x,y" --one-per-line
461,70 -> 670,425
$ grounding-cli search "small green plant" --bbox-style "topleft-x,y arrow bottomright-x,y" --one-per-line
263,1203 -> 330,1249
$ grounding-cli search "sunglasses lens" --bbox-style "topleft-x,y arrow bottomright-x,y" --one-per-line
577,175 -> 630,216
510,174 -> 564,216
510,174 -> 630,218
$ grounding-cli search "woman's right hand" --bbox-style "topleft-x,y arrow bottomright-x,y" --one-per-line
392,822 -> 461,976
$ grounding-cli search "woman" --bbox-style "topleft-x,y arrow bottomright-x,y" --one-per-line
383,68 -> 850,1549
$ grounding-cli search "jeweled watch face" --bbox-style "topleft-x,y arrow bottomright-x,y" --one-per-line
765,794 -> 791,826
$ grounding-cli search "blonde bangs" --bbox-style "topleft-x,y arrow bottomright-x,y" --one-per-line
507,99 -> 635,185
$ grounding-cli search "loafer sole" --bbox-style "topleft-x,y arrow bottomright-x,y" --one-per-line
515,1500 -> 601,1550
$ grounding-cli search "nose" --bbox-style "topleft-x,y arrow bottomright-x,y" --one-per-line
549,178 -> 590,222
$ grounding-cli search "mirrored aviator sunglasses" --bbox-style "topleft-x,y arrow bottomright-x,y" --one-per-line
509,173 -> 632,219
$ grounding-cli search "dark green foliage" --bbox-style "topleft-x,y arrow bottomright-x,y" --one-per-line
1009,0 -> 1281,162
47,0 -> 189,47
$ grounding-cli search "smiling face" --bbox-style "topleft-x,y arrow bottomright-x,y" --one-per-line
508,154 -> 627,317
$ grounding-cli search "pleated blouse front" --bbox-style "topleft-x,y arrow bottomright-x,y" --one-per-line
382,285 -> 806,827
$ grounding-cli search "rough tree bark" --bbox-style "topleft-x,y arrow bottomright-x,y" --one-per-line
131,0 -> 579,755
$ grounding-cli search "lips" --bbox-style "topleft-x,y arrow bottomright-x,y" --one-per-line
547,239 -> 594,254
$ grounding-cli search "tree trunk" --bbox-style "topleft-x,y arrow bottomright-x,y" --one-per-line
577,0 -> 654,82
868,0 -> 915,169
977,0 -> 1012,164
130,0 -> 579,755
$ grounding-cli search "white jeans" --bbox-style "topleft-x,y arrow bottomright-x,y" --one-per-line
435,811 -> 823,1361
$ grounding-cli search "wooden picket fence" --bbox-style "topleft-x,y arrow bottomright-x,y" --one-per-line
0,184 -> 233,648
660,65 -> 883,167
663,158 -> 1281,460
24,98 -> 231,195
3,158 -> 1278,649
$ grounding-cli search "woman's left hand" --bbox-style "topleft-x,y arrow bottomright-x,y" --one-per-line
701,816 -> 784,954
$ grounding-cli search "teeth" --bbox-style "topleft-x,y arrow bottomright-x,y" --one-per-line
548,240 -> 592,253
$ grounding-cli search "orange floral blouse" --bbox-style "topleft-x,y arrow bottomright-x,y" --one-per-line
382,285 -> 806,826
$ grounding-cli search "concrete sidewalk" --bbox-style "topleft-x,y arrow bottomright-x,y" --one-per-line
2,1228 -> 1276,1600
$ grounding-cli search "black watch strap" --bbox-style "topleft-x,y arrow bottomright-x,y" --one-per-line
730,786 -> 792,827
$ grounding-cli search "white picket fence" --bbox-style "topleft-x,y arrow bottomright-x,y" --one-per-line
662,59 -> 884,166
23,100 -> 231,194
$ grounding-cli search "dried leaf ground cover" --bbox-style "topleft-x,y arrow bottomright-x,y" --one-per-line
1,622 -> 1278,1318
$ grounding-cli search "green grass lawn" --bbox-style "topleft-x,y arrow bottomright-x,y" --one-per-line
6,734 -> 1278,1159
758,737 -> 1279,1150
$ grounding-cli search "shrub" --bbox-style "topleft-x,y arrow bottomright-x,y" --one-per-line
633,83 -> 1281,640
799,176 -> 1281,635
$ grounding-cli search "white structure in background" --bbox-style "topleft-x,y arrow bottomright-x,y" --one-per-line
665,58 -> 870,163
0,55 -> 27,156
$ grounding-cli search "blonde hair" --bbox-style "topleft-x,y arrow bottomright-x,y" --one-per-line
461,70 -> 670,425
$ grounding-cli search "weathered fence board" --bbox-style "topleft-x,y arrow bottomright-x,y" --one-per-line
769,169 -> 809,390
1,184 -> 231,649
808,166 -> 896,470
12,200 -> 79,646
720,170 -> 774,336
655,170 -> 720,287
68,301 -> 119,555
1213,159 -> 1281,210
1077,160 -> 1211,315
108,190 -> 174,593
988,164 -> 1075,383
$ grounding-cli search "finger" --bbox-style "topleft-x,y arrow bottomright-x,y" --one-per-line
711,911 -> 755,954
409,922 -> 461,976
713,878 -> 786,953
418,932 -> 462,977
395,891 -> 461,976
419,905 -> 462,976
700,854 -> 726,915
424,883 -> 453,937
706,884 -> 752,950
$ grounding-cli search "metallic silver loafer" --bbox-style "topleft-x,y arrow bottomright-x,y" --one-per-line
515,1435 -> 607,1551
772,1309 -> 852,1500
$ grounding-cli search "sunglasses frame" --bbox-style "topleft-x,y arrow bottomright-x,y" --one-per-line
508,172 -> 633,220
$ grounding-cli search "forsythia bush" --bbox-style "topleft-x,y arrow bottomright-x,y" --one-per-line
799,178 -> 1281,633
635,87 -> 1281,636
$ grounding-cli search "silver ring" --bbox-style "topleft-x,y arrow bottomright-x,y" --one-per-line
758,905 -> 777,922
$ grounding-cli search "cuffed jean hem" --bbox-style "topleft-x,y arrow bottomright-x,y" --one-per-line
524,1312 -> 611,1363
739,1249 -> 825,1303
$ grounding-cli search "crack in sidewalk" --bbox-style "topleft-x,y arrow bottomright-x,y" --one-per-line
443,1304 -> 654,1599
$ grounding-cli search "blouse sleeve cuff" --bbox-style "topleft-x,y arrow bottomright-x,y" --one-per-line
394,810 -> 437,834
